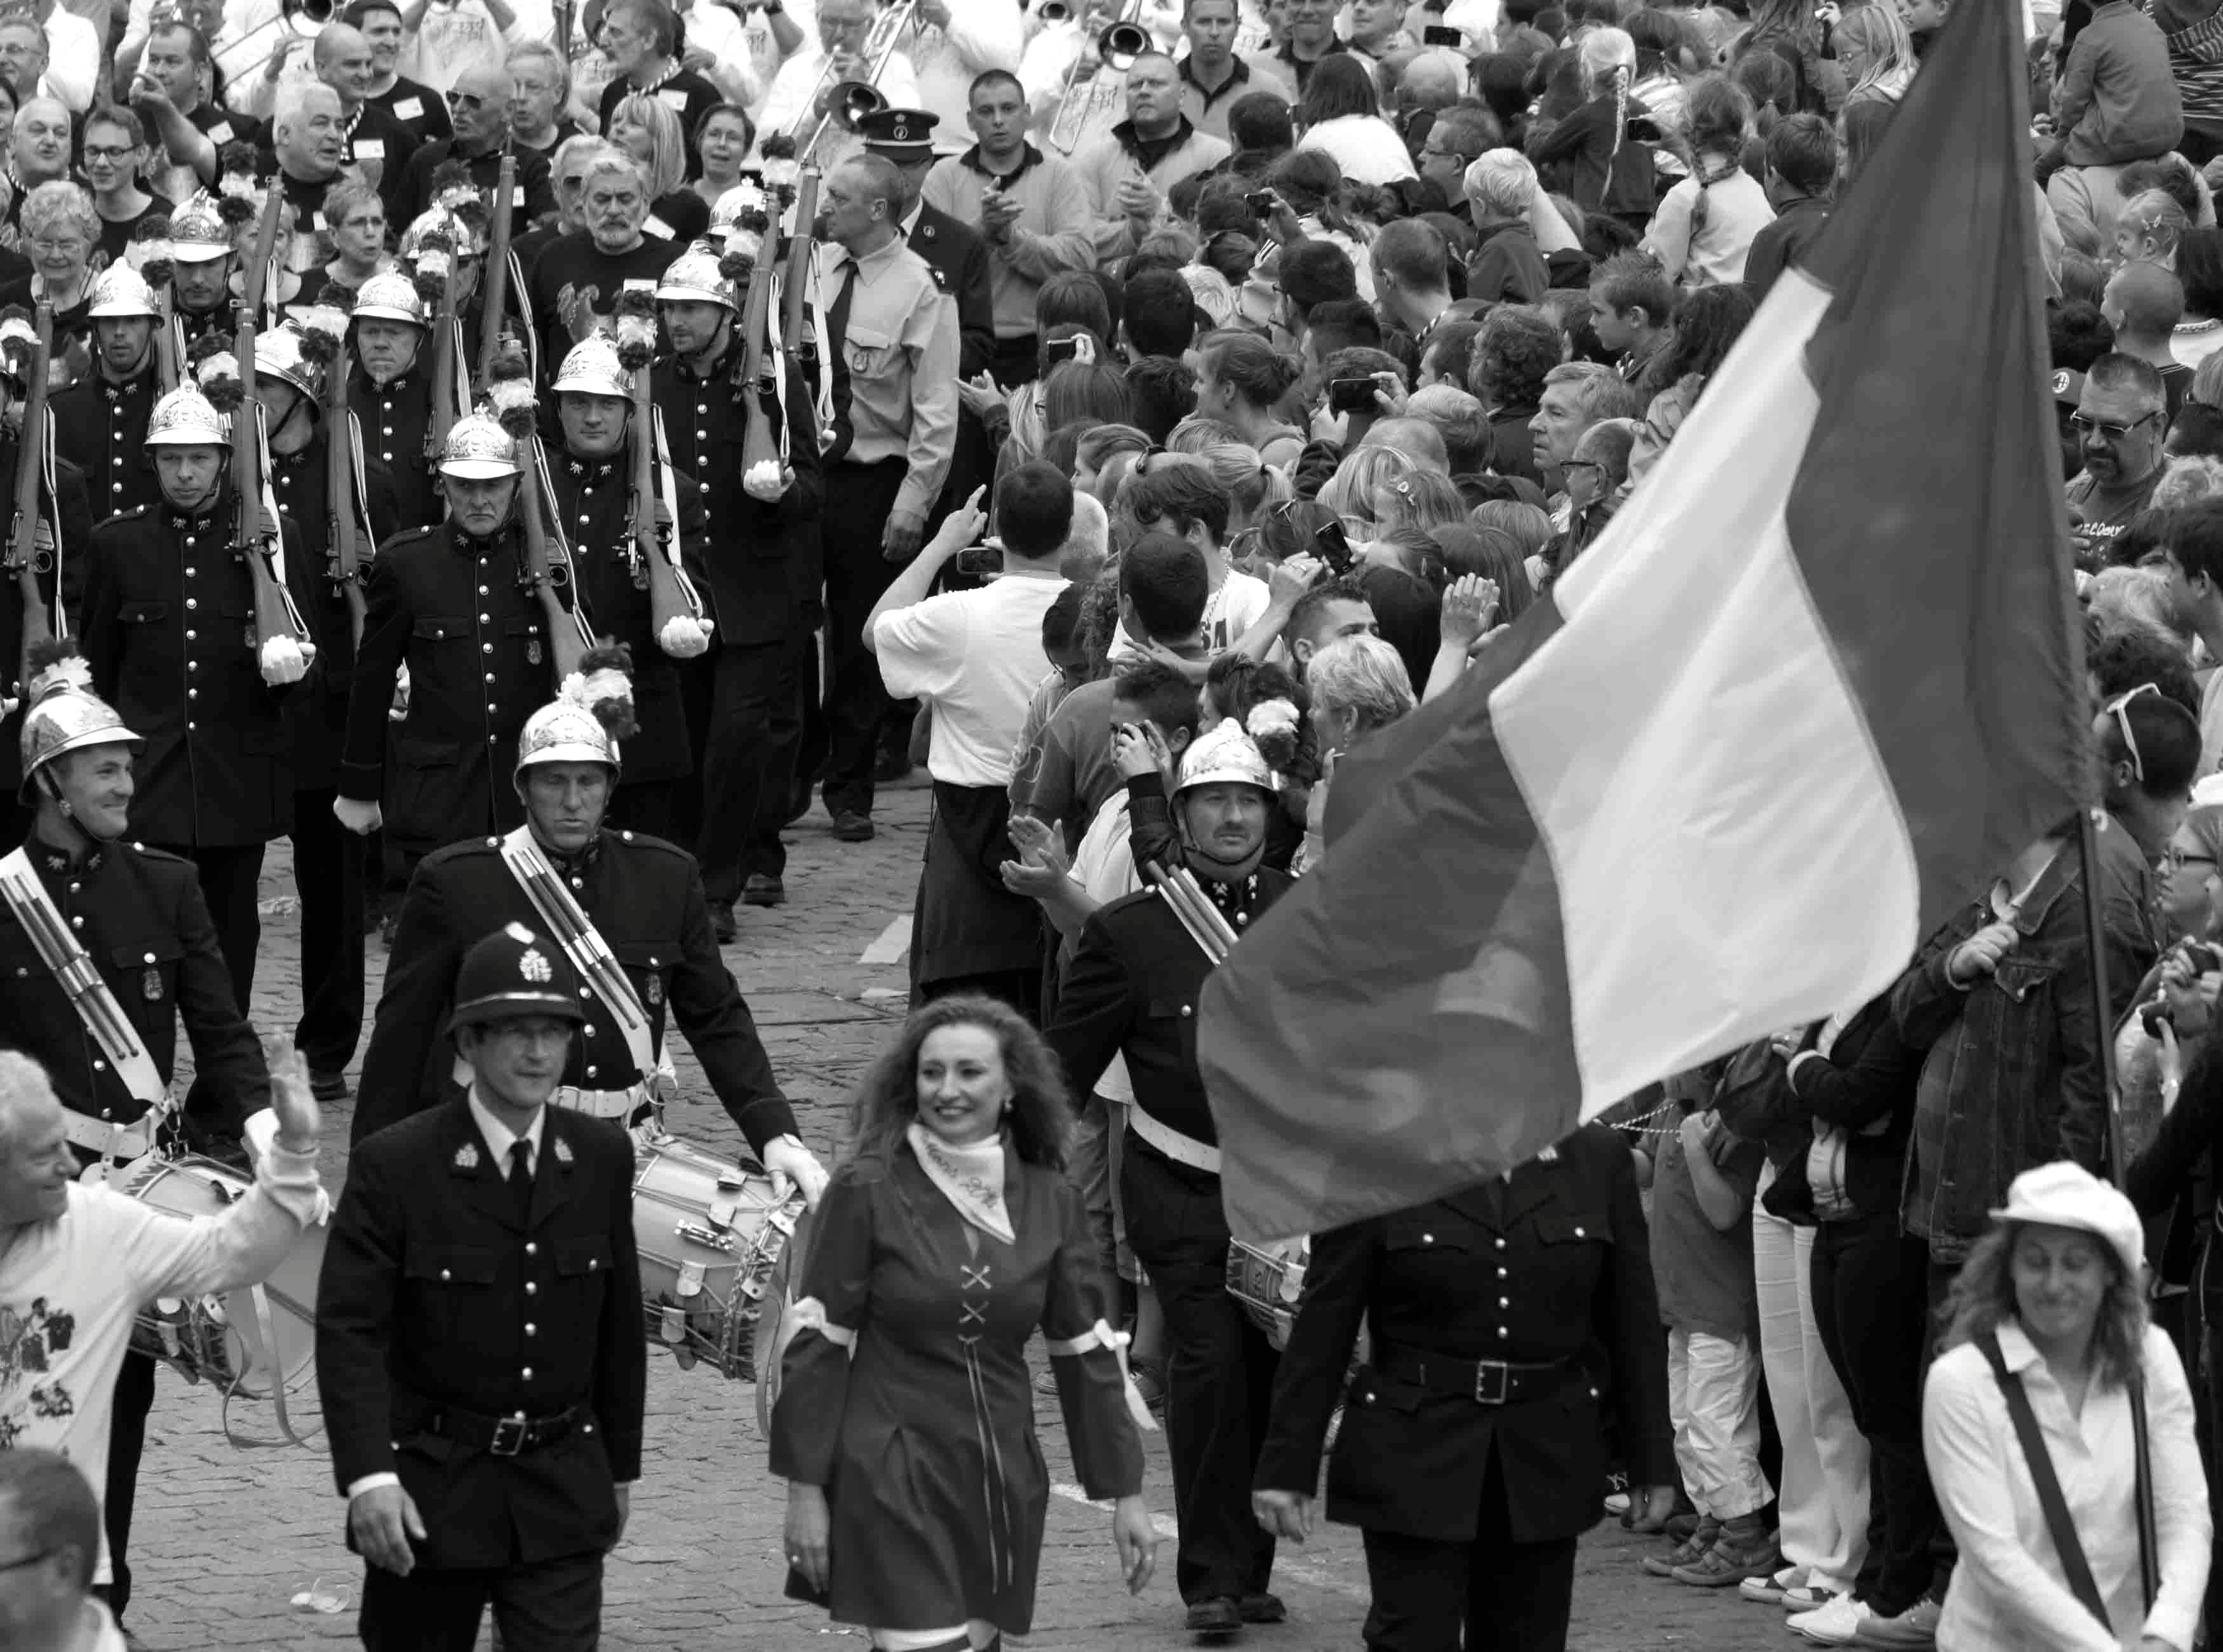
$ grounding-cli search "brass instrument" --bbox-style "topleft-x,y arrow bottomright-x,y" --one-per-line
7,306 -> 55,699
791,0 -> 920,159
1046,0 -> 1152,155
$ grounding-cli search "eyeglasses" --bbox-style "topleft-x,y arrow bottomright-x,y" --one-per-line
29,239 -> 84,257
1561,458 -> 1604,475
2105,681 -> 2163,783
82,144 -> 138,161
2071,410 -> 2160,443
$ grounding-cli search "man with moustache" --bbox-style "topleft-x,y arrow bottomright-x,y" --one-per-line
346,272 -> 446,533
525,152 -> 682,377
51,265 -> 165,523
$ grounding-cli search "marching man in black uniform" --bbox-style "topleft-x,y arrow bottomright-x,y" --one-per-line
334,413 -> 553,880
543,335 -> 708,842
51,264 -> 166,524
0,643 -> 277,1622
163,193 -> 239,357
1252,1127 -> 1678,1652
77,379 -> 321,1020
650,234 -> 824,937
1045,722 -> 1296,1641
342,271 -> 444,533
316,921 -> 648,1651
351,658 -> 829,1205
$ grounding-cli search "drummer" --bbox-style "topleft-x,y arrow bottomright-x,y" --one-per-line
350,653 -> 829,1207
0,642 -> 283,1627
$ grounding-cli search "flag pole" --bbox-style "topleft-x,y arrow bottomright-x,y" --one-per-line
2074,803 -> 2160,1607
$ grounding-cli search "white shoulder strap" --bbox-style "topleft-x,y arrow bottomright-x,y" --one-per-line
0,848 -> 171,1109
497,828 -> 660,1080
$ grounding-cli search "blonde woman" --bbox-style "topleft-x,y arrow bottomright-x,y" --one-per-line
1317,442 -> 1418,545
608,91 -> 711,242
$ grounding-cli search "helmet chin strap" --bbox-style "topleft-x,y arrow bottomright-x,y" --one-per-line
38,772 -> 119,855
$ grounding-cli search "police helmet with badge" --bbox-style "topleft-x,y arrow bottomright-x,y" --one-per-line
448,921 -> 589,1034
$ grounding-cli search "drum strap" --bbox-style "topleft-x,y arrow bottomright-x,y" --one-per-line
498,828 -> 661,1084
0,849 -> 170,1116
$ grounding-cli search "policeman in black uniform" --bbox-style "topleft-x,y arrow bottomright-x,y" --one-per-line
1045,723 -> 1296,1640
316,921 -> 648,1652
652,233 -> 824,934
1252,1125 -> 1677,1652
334,412 -> 554,880
0,643 -> 273,1622
259,321 -> 400,1100
351,661 -> 828,1202
342,269 -> 445,533
542,334 -> 708,842
51,264 -> 166,524
77,380 -> 322,1017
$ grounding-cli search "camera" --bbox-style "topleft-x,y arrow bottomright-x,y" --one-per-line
1327,376 -> 1377,415
1313,519 -> 1355,575
1244,190 -> 1276,218
1042,335 -> 1082,367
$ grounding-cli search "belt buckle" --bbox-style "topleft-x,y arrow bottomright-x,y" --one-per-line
489,1414 -> 529,1456
1472,1360 -> 1509,1406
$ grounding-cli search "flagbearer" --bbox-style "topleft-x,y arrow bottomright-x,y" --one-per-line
0,642 -> 274,1625
351,655 -> 829,1205
1045,722 -> 1296,1641
316,921 -> 647,1652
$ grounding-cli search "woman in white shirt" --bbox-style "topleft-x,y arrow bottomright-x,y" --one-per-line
1291,54 -> 1415,188
1922,1162 -> 2210,1652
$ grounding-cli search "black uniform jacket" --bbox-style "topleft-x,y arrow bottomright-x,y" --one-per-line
1045,872 -> 1292,1146
0,838 -> 271,1127
52,367 -> 161,522
909,202 -> 993,381
1254,1123 -> 1676,1545
543,447 -> 707,782
351,827 -> 798,1150
348,363 -> 445,534
315,1098 -> 647,1570
339,518 -> 553,854
0,440 -> 95,794
80,495 -> 321,847
650,346 -> 826,647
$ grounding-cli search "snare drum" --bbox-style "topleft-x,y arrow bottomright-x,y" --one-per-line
1226,1237 -> 1310,1351
632,1128 -> 802,1380
120,1155 -> 327,1404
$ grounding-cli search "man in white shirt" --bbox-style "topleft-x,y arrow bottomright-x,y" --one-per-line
755,0 -> 920,163
401,0 -> 553,93
866,463 -> 1071,1012
0,1451 -> 133,1652
30,0 -> 97,112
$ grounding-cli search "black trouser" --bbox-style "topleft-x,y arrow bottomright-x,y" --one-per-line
607,777 -> 680,842
990,332 -> 1040,389
358,1548 -> 603,1651
290,788 -> 365,1076
918,969 -> 1040,1021
1813,1215 -> 1940,1618
97,1350 -> 158,1621
157,841 -> 267,1011
1357,1446 -> 1578,1652
1120,1132 -> 1278,1604
694,638 -> 803,902
1918,1247 -> 1963,1597
817,457 -> 910,821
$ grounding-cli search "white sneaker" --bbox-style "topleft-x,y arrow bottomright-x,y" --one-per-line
1742,1565 -> 1809,1604
1788,1595 -> 1872,1644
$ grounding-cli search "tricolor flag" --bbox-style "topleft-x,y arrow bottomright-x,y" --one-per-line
1197,0 -> 2090,1244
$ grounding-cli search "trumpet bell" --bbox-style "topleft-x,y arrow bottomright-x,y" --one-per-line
283,0 -> 333,30
1035,0 -> 1073,20
828,81 -> 887,133
1099,19 -> 1151,69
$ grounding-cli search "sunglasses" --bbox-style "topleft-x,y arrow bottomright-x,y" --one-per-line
2070,410 -> 2159,443
2105,680 -> 2163,782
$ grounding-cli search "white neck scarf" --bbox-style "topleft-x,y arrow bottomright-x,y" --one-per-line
906,1122 -> 1016,1245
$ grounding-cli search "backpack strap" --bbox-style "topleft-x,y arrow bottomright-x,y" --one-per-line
1977,1331 -> 2113,1630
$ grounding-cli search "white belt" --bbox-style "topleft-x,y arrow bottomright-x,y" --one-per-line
551,1084 -> 649,1121
60,1108 -> 152,1161
1129,1106 -> 1221,1174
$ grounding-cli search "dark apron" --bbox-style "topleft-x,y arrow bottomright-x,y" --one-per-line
911,782 -> 1045,991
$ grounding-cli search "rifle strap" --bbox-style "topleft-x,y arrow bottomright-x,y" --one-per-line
497,828 -> 660,1081
251,406 -> 309,638
346,411 -> 376,546
0,848 -> 171,1111
35,416 -> 62,638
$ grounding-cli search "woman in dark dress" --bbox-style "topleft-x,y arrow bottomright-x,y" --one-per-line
774,995 -> 1159,1650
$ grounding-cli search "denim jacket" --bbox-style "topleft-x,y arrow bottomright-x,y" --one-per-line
1893,822 -> 2160,1263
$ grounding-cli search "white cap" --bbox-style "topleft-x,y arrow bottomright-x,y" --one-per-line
1989,1162 -> 2146,1284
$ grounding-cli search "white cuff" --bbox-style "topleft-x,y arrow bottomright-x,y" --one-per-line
789,1296 -> 855,1349
345,1472 -> 400,1501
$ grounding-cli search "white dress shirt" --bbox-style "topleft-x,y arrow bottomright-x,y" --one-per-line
1924,1320 -> 2210,1651
41,7 -> 99,111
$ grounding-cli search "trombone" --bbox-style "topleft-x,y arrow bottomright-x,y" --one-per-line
790,0 -> 919,159
1045,0 -> 1152,156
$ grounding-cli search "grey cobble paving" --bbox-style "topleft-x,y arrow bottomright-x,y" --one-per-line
124,781 -> 1785,1649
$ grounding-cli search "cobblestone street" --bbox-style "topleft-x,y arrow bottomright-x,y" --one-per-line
124,781 -> 1789,1651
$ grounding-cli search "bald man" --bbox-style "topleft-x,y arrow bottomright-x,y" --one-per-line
393,63 -> 556,226
2106,259 -> 2194,420
238,22 -> 414,204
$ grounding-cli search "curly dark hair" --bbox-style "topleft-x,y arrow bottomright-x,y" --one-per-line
1470,305 -> 1561,412
1651,284 -> 1756,395
845,995 -> 1073,1172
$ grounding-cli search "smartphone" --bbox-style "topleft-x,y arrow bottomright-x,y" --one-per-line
2187,941 -> 2223,974
1043,335 -> 1082,367
1327,376 -> 1376,415
1244,189 -> 1276,218
1422,23 -> 1461,44
1313,520 -> 1355,575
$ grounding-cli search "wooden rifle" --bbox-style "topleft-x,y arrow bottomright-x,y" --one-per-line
486,340 -> 591,679
629,360 -> 709,654
474,148 -> 517,391
6,304 -> 54,697
423,228 -> 463,468
325,337 -> 366,649
234,185 -> 313,676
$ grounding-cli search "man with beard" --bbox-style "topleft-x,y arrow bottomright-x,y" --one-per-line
540,335 -> 708,840
52,264 -> 165,522
259,323 -> 398,1103
525,152 -> 682,376
77,383 -> 322,1037
393,64 -> 556,228
345,271 -> 446,532
591,0 -> 722,170
335,415 -> 556,878
1046,720 -> 1296,1640
2067,351 -> 2171,561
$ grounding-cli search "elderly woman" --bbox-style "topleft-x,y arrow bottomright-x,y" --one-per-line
774,995 -> 1158,1652
608,91 -> 711,243
1,181 -> 98,376
1297,632 -> 1414,873
319,178 -> 393,301
1923,1162 -> 2209,1652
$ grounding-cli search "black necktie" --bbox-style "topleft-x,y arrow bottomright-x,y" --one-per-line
508,1139 -> 534,1219
826,257 -> 858,357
